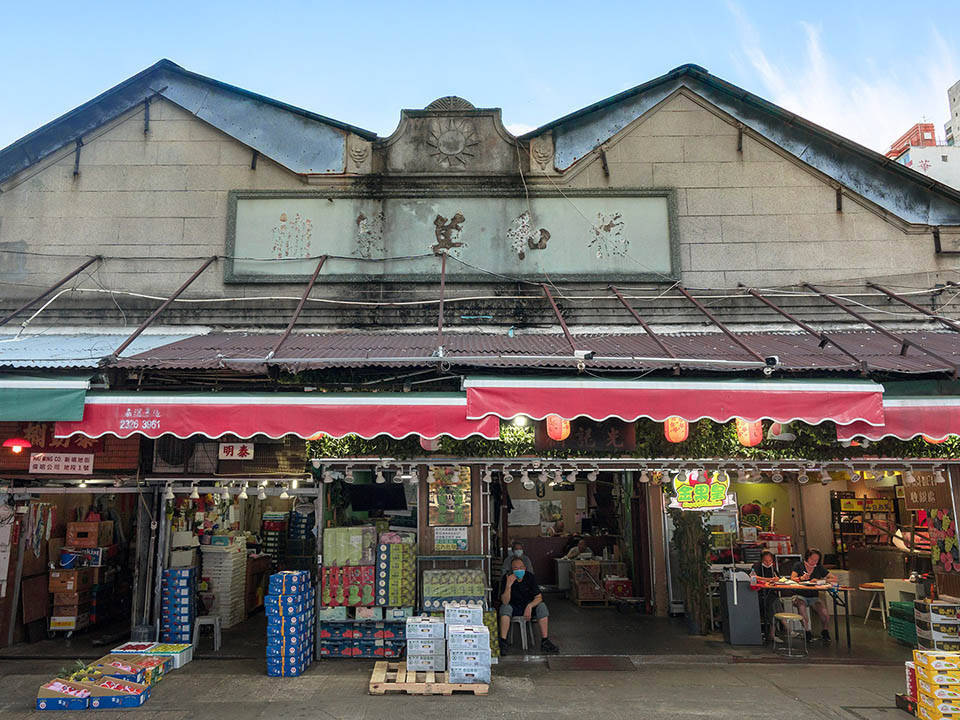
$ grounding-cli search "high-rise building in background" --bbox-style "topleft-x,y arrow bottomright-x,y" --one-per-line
946,79 -> 959,146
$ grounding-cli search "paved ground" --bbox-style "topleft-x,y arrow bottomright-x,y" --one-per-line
1,655 -> 912,720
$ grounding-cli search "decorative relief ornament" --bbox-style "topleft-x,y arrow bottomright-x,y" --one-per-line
426,119 -> 479,168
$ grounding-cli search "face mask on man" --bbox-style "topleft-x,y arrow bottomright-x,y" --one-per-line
513,549 -> 523,557
513,569 -> 526,580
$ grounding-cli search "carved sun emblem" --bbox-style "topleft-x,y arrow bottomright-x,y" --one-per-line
427,119 -> 479,167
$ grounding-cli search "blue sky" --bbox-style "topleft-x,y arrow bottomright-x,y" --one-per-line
0,1 -> 956,153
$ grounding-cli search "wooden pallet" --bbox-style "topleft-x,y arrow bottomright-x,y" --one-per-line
572,597 -> 608,607
369,661 -> 489,696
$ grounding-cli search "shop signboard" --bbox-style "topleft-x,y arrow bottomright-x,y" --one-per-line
433,526 -> 468,552
534,418 -> 636,453
904,473 -> 953,511
218,443 -> 254,460
29,453 -> 93,474
668,470 -> 735,512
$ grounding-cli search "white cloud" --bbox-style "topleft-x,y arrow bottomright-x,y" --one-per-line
505,122 -> 537,136
729,4 -> 958,152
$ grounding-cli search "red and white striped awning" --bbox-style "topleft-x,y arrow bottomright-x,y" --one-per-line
54,392 -> 500,440
464,377 -> 885,426
836,396 -> 960,442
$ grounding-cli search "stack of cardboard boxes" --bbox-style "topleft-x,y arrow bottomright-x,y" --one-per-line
200,536 -> 247,628
444,605 -> 491,685
261,512 -> 287,569
912,650 -> 960,720
265,570 -> 315,677
405,616 -> 446,671
421,569 -> 486,611
375,541 -> 416,608
49,567 -> 94,632
285,507 -> 315,571
48,520 -> 116,632
916,599 -> 960,652
160,569 -> 195,644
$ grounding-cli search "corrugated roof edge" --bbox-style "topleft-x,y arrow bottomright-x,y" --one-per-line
0,59 -> 377,184
519,63 -> 960,217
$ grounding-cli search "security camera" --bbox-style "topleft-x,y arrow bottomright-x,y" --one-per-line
764,356 -> 779,367
574,349 -> 595,360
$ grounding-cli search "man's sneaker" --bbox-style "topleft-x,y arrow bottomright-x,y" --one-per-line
805,631 -> 814,644
499,638 -> 510,656
540,638 -> 560,654
821,629 -> 831,646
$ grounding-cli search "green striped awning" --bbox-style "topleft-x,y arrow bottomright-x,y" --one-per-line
0,375 -> 90,421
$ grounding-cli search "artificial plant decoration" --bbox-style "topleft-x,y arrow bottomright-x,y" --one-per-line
668,506 -> 713,635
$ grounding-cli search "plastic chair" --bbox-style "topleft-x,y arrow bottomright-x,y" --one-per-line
193,616 -> 222,652
508,616 -> 532,651
860,582 -> 887,629
773,612 -> 807,658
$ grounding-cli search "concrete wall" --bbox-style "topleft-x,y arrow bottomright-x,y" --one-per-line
896,145 -> 960,191
558,91 -> 959,288
2,89 -> 959,325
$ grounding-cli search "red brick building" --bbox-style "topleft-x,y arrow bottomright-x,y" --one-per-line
886,122 -> 938,158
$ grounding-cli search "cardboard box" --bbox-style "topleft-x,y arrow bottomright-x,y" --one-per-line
169,549 -> 197,568
920,692 -> 960,717
917,617 -> 960,638
917,601 -> 960,623
36,679 -> 92,711
89,655 -> 148,684
444,605 -> 484,627
77,678 -> 150,709
448,665 -> 490,684
448,648 -> 492,667
447,625 -> 490,650
406,616 -> 446,639
48,568 -> 94,593
917,664 -> 960,685
141,643 -> 193,668
405,653 -> 446,671
52,602 -> 91,618
66,521 -> 113,548
407,638 -> 445,654
112,641 -> 158,654
920,678 -> 960,700
316,606 -> 349,621
53,590 -> 91,606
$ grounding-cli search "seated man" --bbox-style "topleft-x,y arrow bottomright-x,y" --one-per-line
562,539 -> 593,560
790,547 -> 837,645
501,540 -> 535,577
498,557 -> 559,655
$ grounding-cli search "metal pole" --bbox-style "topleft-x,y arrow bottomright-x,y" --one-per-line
266,255 -> 327,361
541,283 -> 578,353
867,282 -> 960,333
436,252 -> 448,356
675,285 -> 765,361
609,286 -> 676,358
0,255 -> 101,328
106,255 -> 217,362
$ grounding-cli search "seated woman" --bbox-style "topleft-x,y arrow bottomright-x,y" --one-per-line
790,547 -> 837,645
750,550 -> 779,639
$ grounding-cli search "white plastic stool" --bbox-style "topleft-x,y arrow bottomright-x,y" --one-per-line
773,612 -> 807,658
193,616 -> 221,652
508,616 -> 532,651
860,583 -> 887,629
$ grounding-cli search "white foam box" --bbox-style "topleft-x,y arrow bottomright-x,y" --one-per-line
406,616 -> 445,639
407,638 -> 445,655
447,625 -> 489,650
444,605 -> 483,627
448,665 -> 490,684
448,648 -> 492,668
405,653 -> 446,671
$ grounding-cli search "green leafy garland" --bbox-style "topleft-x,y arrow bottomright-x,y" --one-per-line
667,507 -> 713,634
306,419 -> 960,461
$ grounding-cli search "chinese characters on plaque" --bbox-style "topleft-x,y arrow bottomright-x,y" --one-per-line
534,418 -> 636,453
218,443 -> 254,460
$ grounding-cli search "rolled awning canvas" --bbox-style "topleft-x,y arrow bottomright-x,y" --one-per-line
0,375 -> 90,421
465,376 -> 884,426
54,392 -> 500,440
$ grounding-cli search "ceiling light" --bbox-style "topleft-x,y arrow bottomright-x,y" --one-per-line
189,483 -> 199,500
797,470 -> 809,485
292,478 -> 299,490
257,485 -> 267,501
539,470 -> 548,484
737,467 -> 747,483
935,468 -> 947,484
904,469 -> 916,485
78,480 -> 87,488
164,485 -> 175,501
399,465 -> 413,481
519,470 -> 529,485
279,485 -> 290,499
512,416 -> 529,427
482,468 -> 494,484
375,468 -> 385,484
566,469 -> 576,483
553,469 -> 562,484
522,479 -> 535,491
2,437 -> 31,454
638,470 -> 650,484
346,466 -> 355,483
820,469 -> 831,485
322,470 -> 334,484
503,469 -> 514,484
587,468 -> 598,482
238,484 -> 248,500
220,484 -> 229,498
771,471 -> 783,484
311,459 -> 321,469
850,469 -> 860,483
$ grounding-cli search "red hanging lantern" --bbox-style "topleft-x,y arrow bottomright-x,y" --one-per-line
545,414 -> 571,441
735,418 -> 763,447
924,435 -> 948,445
2,437 -> 31,454
664,416 -> 689,443
419,437 -> 441,452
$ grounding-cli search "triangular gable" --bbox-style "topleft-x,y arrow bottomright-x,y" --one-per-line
0,59 -> 376,183
523,64 -> 960,227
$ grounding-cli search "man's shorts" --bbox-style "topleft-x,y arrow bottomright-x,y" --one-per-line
792,594 -> 823,608
499,602 -> 549,620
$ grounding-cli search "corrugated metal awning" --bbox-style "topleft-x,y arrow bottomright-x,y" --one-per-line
0,332 -> 202,369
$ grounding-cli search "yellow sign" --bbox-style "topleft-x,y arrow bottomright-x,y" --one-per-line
840,498 -> 865,511
669,470 -> 734,512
